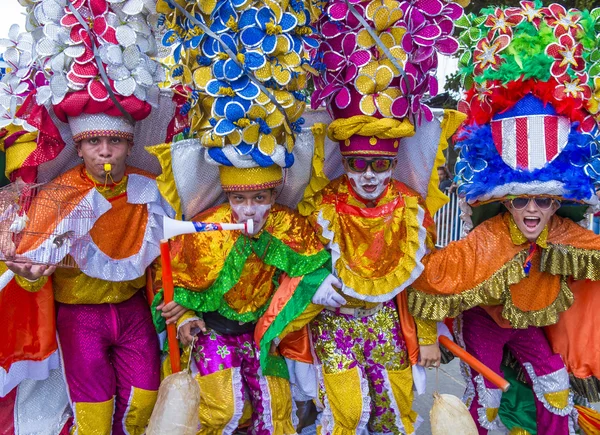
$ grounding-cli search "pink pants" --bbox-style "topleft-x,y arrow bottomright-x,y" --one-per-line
459,307 -> 571,434
56,291 -> 160,434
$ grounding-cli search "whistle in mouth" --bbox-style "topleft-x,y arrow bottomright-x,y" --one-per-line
104,163 -> 112,173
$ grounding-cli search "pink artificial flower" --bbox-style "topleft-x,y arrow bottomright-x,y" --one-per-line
313,34 -> 372,109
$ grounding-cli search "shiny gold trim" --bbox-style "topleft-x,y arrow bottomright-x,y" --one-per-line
501,277 -> 573,328
509,428 -> 532,435
326,195 -> 428,300
541,245 -> 600,281
508,216 -> 548,248
544,389 -> 570,410
14,275 -> 49,293
408,250 -> 528,321
409,250 -> 576,328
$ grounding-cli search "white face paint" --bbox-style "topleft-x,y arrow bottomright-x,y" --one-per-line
346,168 -> 393,201
229,203 -> 272,236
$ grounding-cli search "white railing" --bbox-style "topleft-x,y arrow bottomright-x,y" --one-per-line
433,192 -> 464,248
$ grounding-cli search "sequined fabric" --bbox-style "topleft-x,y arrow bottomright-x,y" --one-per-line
57,292 -> 160,435
409,212 -> 600,327
458,307 -> 570,434
309,177 -> 435,301
311,301 -> 415,433
170,203 -> 327,320
53,265 -> 145,305
192,329 -> 294,435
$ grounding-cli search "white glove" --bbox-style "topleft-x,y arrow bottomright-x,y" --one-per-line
312,274 -> 346,308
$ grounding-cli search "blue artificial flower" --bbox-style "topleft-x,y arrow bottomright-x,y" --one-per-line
213,49 -> 266,81
214,100 -> 248,136
210,1 -> 238,34
162,29 -> 185,63
239,7 -> 298,54
202,32 -> 238,59
206,77 -> 258,118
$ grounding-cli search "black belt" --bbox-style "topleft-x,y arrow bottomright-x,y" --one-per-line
203,311 -> 255,336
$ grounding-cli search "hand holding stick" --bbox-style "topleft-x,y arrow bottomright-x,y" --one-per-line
160,217 -> 254,373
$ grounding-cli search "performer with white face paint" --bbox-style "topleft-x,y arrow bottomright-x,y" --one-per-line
343,157 -> 396,202
301,132 -> 442,433
153,163 -> 341,434
227,189 -> 275,236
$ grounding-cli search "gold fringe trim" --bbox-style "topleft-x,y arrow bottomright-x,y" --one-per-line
409,251 -> 575,328
541,245 -> 600,281
408,250 -> 528,321
501,277 -> 573,329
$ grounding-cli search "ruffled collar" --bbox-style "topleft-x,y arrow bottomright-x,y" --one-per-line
507,214 -> 549,249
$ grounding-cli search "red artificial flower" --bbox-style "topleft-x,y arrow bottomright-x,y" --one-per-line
484,7 -> 524,38
463,77 -> 594,132
545,33 -> 585,78
517,1 -> 543,28
472,34 -> 510,75
470,80 -> 498,115
542,3 -> 582,38
554,73 -> 592,102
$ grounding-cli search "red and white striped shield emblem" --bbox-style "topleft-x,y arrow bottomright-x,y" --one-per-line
491,115 -> 570,170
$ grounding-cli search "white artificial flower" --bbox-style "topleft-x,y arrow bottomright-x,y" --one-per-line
0,24 -> 34,76
36,71 -> 68,105
0,75 -> 30,128
35,23 -> 85,73
33,0 -> 67,26
100,44 -> 160,100
107,0 -> 156,16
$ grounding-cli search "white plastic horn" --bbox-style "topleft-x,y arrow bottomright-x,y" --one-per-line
163,216 -> 253,240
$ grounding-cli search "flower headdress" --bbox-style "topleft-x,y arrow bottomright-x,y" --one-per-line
311,0 -> 463,156
0,23 -> 48,182
454,2 -> 600,224
157,0 -> 316,184
0,0 -> 178,182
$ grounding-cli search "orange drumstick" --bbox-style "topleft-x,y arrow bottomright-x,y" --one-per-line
439,335 -> 510,392
160,240 -> 181,374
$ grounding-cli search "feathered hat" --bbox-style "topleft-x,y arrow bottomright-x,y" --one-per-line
156,0 -> 317,192
311,0 -> 463,157
454,1 -> 600,225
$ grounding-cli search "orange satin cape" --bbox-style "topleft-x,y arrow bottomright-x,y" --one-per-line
254,275 -> 313,363
409,213 -> 600,325
17,165 -> 151,260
